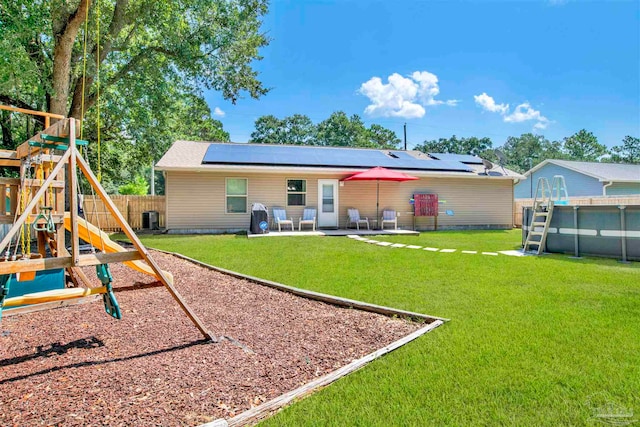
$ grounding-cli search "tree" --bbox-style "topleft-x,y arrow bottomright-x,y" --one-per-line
498,133 -> 564,173
414,135 -> 493,156
283,114 -> 316,145
315,111 -> 369,147
250,115 -> 285,144
0,0 -> 268,185
118,175 -> 148,195
367,124 -> 401,149
562,129 -> 608,161
608,135 -> 640,164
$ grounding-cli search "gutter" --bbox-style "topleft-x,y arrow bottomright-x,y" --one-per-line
602,181 -> 613,196
156,165 -> 524,180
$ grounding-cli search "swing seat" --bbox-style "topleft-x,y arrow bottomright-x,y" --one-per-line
3,286 -> 107,307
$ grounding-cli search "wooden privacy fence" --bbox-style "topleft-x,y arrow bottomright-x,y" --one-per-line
514,195 -> 640,227
81,195 -> 165,232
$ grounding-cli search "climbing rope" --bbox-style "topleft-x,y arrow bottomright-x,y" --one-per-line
79,1 -> 90,140
95,0 -> 102,183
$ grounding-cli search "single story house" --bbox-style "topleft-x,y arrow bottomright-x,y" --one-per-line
515,159 -> 640,199
155,142 -> 524,233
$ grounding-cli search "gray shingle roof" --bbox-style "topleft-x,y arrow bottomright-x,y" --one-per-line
529,160 -> 640,182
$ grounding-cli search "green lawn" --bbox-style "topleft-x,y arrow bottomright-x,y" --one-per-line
133,230 -> 640,426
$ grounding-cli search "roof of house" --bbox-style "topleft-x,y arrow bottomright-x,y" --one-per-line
525,159 -> 640,182
156,141 -> 524,179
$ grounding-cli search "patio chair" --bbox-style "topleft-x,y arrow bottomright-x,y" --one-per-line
347,208 -> 369,230
298,207 -> 316,231
381,209 -> 398,230
272,207 -> 294,232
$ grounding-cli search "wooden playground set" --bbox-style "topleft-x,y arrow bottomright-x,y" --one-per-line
0,108 -> 213,341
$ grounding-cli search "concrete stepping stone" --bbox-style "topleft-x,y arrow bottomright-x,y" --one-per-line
499,250 -> 529,257
376,242 -> 393,246
406,245 -> 422,249
482,252 -> 499,256
423,247 -> 439,251
439,249 -> 456,253
461,250 -> 477,254
390,243 -> 406,248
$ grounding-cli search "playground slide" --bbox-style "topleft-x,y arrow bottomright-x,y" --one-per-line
63,214 -> 173,284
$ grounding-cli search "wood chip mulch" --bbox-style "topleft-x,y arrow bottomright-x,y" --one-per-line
0,251 -> 425,426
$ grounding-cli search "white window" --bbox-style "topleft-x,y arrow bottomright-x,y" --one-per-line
226,178 -> 247,213
287,179 -> 306,206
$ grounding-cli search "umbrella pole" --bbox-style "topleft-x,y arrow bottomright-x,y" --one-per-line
376,179 -> 379,229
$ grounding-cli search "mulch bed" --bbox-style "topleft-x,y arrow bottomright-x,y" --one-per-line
1,251 -> 424,426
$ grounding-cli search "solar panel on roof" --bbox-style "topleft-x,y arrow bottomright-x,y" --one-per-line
201,144 -> 473,172
428,153 -> 484,165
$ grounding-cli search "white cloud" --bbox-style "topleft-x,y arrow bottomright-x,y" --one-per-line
359,71 -> 456,119
213,107 -> 225,117
474,93 -> 550,130
504,103 -> 549,129
474,92 -> 509,114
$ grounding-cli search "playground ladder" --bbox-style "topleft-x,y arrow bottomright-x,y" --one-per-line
523,178 -> 555,254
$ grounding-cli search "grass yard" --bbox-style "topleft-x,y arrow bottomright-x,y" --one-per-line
132,230 -> 640,426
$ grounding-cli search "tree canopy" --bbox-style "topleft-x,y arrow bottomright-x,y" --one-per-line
413,130 -> 637,173
607,135 -> 639,164
562,129 -> 608,162
250,111 -> 401,149
0,0 -> 268,190
414,135 -> 493,157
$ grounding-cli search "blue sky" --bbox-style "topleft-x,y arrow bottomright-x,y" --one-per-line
204,0 -> 640,149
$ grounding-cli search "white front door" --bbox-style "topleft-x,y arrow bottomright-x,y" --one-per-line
317,179 -> 339,228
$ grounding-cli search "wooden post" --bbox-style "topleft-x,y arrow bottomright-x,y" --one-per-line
75,151 -> 214,341
68,118 -> 79,265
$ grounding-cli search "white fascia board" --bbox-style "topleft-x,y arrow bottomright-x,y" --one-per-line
157,165 -> 522,180
597,178 -> 640,183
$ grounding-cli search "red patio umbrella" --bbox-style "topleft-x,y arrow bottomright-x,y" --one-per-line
342,166 -> 419,225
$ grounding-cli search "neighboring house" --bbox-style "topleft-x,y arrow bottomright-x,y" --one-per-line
155,142 -> 523,233
515,159 -> 640,199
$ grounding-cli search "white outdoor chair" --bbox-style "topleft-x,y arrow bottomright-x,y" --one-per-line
273,207 -> 294,231
347,208 -> 369,230
298,207 -> 316,231
381,209 -> 398,230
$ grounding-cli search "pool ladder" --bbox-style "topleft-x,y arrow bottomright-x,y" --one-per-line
523,177 -> 555,254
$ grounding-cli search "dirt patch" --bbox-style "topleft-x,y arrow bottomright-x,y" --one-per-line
1,251 -> 424,426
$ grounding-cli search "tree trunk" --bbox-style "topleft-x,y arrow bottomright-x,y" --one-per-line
68,0 -> 130,120
49,0 -> 91,117
1,111 -> 13,149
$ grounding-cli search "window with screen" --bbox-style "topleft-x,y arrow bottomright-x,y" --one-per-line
226,178 -> 247,213
287,179 -> 306,206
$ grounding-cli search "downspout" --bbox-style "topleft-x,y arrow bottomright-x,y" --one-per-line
602,181 -> 613,196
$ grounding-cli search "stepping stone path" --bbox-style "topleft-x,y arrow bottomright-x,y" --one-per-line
348,236 -> 525,258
